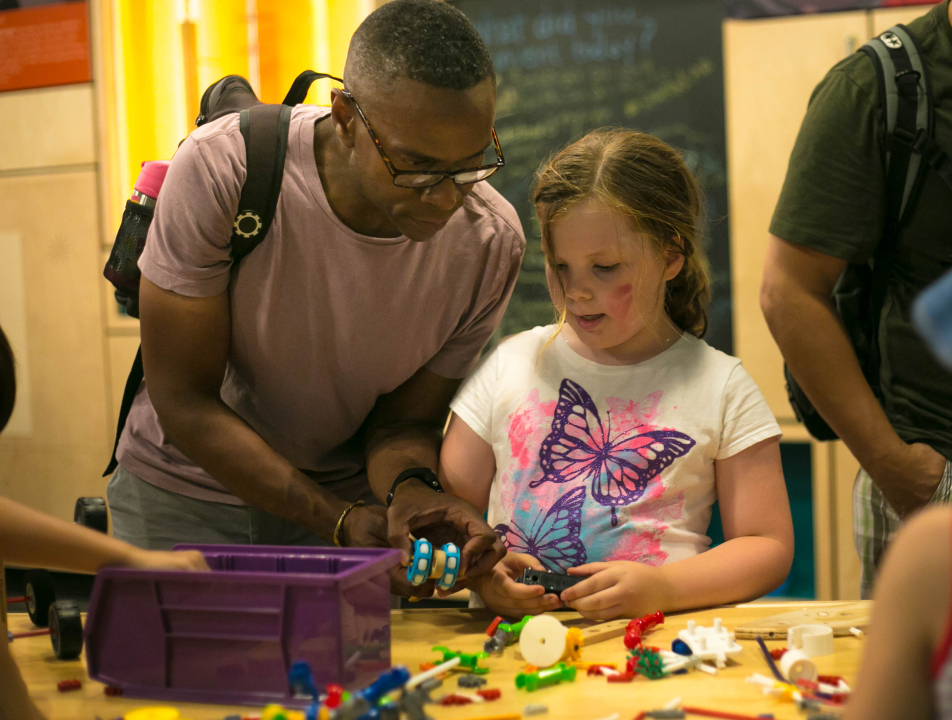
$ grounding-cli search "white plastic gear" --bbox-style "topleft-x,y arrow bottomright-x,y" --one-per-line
233,211 -> 262,238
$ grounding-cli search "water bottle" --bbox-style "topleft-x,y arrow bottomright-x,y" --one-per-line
129,160 -> 170,208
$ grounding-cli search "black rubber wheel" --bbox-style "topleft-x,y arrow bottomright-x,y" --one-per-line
74,497 -> 108,534
24,569 -> 55,628
49,600 -> 83,660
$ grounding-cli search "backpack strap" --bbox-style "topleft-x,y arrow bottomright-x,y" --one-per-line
104,103 -> 293,477
282,70 -> 341,107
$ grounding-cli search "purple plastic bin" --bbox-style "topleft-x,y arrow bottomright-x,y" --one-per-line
84,545 -> 401,707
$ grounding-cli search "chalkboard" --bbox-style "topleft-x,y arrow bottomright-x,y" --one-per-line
453,0 -> 732,354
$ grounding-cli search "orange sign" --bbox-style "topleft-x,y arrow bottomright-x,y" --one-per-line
0,1 -> 90,93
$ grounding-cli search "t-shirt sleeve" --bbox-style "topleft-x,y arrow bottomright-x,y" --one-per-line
138,122 -> 247,297
769,59 -> 885,264
448,342 -> 505,445
425,211 -> 526,379
716,363 -> 782,461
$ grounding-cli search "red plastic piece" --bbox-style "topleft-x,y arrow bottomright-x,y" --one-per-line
586,664 -> 616,676
6,596 -> 28,604
818,674 -> 846,686
623,611 -> 665,650
325,683 -> 344,709
57,679 -> 82,692
440,694 -> 473,706
607,671 -> 635,683
103,685 -> 123,696
486,616 -> 504,637
11,629 -> 52,639
769,647 -> 787,660
477,688 -> 501,700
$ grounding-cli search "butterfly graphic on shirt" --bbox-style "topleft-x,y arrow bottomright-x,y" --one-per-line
493,485 -> 587,573
534,378 -> 696,527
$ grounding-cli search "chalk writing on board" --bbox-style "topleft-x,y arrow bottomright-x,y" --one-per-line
455,0 -> 732,353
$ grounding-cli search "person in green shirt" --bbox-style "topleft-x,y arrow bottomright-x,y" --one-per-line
762,1 -> 952,598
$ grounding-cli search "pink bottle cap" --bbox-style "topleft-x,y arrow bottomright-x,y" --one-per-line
133,160 -> 171,200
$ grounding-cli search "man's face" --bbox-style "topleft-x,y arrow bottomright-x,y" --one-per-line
340,76 -> 497,242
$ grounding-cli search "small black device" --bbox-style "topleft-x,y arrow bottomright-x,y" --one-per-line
516,568 -> 583,595
386,467 -> 443,507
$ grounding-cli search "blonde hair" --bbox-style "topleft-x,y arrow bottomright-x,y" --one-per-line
532,128 -> 711,338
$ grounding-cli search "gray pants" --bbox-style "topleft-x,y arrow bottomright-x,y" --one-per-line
108,465 -> 339,550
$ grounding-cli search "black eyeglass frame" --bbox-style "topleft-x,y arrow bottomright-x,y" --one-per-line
333,82 -> 505,188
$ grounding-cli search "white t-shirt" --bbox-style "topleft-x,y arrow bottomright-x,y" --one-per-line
450,325 -> 781,569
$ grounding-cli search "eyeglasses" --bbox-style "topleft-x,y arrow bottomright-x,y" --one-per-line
335,83 -> 505,189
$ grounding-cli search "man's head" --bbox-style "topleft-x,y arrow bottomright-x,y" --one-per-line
332,0 -> 498,241
0,325 -> 16,434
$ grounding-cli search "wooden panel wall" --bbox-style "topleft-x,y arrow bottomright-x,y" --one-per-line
0,84 -> 111,523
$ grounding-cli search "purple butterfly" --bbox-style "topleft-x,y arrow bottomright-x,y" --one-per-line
535,379 -> 696,527
494,486 -> 587,573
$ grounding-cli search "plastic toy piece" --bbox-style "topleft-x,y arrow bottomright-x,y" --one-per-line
676,618 -> 742,669
398,676 -> 442,720
624,611 -> 665,650
518,615 -> 568,668
432,646 -> 490,675
606,672 -> 635,683
476,688 -> 500,700
787,625 -> 834,657
779,649 -> 817,684
515,662 -> 577,692
123,709 -> 181,720
484,615 -> 532,654
458,675 -> 487,688
523,704 -> 549,715
584,664 -> 618,676
289,661 -> 317,700
406,538 -> 461,591
324,683 -> 344,709
516,568 -> 582,595
57,679 -> 82,692
628,647 -> 666,679
104,685 -> 123,696
440,694 -> 473,706
74,496 -> 109,534
563,627 -> 584,662
49,600 -> 84,660
261,706 -> 306,720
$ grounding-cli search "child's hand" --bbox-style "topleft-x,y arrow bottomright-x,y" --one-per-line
472,553 -> 562,616
126,549 -> 210,572
561,562 -> 669,621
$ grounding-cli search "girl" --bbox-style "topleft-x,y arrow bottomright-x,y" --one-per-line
0,326 -> 208,720
439,129 -> 794,620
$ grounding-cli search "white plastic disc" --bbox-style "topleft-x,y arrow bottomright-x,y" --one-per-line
519,614 -> 568,668
780,648 -> 818,683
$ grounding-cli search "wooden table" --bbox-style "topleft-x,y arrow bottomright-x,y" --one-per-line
9,602 -> 866,720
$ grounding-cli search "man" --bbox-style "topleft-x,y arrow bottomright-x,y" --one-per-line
108,0 -> 524,596
761,1 -> 952,597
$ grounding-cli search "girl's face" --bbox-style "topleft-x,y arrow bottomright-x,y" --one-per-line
545,199 -> 685,363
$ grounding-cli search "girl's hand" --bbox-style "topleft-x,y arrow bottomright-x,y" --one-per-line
472,553 -> 562,616
127,549 -> 210,572
562,562 -> 670,621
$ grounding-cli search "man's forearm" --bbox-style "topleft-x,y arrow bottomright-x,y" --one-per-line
366,423 -> 442,504
155,394 -> 350,541
763,287 -> 903,473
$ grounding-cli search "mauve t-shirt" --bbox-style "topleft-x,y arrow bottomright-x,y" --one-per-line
116,105 -> 526,504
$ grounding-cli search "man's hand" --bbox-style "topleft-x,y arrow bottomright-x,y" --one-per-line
471,553 -> 561,616
872,442 -> 947,518
562,562 -> 670,621
341,504 -> 389,548
388,480 -> 506,585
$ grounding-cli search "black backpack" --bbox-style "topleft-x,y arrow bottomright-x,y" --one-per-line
785,24 -> 952,441
102,70 -> 338,476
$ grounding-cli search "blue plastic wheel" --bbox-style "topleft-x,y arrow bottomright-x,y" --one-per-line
436,543 -> 460,591
407,538 -> 433,586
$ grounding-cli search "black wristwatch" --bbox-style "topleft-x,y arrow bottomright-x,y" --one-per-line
387,467 -> 444,507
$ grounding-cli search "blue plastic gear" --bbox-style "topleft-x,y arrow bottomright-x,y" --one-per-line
407,538 -> 433,586
436,543 -> 461,591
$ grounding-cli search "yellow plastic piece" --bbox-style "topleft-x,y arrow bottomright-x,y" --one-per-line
261,706 -> 305,720
318,708 -> 331,720
124,709 -> 181,720
562,627 -> 584,662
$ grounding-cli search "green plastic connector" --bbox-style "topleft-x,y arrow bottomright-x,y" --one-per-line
515,662 -> 577,692
431,646 -> 490,675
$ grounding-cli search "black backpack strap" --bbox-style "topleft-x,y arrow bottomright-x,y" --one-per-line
282,71 -> 341,107
104,103 -> 293,477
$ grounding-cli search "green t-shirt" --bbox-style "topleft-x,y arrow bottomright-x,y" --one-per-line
770,0 -> 952,460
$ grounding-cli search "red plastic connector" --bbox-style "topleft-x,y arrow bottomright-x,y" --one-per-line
486,616 -> 504,637
477,688 -> 501,700
103,685 -> 123,696
325,683 -> 344,709
440,694 -> 473,706
623,611 -> 665,650
57,679 -> 82,692
607,671 -> 635,683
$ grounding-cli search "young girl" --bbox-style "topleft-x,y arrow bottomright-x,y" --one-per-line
0,326 -> 208,720
439,129 -> 794,620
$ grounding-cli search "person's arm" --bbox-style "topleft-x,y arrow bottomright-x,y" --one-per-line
843,506 -> 950,720
364,368 -> 505,595
139,278 -> 387,548
761,236 -> 946,517
562,437 -> 793,620
439,412 -> 497,512
0,497 -> 208,574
